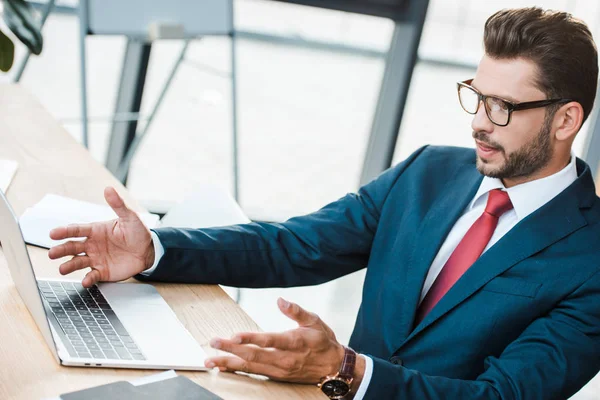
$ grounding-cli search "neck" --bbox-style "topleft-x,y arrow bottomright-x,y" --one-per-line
502,153 -> 571,188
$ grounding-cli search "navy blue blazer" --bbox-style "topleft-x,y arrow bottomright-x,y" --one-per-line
136,146 -> 600,399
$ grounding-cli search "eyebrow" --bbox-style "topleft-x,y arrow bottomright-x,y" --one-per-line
470,80 -> 520,103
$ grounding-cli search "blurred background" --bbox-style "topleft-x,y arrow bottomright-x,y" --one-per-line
1,1 -> 599,397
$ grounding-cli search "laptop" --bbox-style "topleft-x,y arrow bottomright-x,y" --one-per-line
0,190 -> 208,370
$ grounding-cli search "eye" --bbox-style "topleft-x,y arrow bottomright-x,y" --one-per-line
487,97 -> 509,112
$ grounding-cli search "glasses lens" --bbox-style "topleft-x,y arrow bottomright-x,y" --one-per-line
458,85 -> 479,114
485,97 -> 510,126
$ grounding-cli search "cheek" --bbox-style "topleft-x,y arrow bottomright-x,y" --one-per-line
496,124 -> 535,154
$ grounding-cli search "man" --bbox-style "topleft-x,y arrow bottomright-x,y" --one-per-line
48,7 -> 600,399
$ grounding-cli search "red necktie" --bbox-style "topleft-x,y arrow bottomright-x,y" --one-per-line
414,189 -> 513,326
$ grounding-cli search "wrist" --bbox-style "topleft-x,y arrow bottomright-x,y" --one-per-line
348,354 -> 366,398
144,235 -> 155,271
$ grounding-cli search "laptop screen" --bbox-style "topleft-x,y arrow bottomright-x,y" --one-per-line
0,190 -> 60,362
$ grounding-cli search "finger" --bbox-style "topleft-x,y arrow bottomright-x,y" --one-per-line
48,240 -> 87,259
58,255 -> 91,275
233,332 -> 301,351
278,298 -> 320,327
204,356 -> 286,378
82,268 -> 102,288
104,187 -> 132,219
49,224 -> 93,240
210,338 -> 280,365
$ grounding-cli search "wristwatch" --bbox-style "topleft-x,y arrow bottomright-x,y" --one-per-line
318,346 -> 356,399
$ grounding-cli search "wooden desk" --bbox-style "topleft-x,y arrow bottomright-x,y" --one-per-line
0,85 -> 325,400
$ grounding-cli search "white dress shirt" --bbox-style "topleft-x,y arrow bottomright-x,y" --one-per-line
143,155 -> 577,399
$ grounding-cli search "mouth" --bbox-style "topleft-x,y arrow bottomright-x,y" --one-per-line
475,140 -> 500,158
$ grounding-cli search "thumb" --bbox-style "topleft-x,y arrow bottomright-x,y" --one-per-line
104,187 -> 133,219
278,297 -> 320,327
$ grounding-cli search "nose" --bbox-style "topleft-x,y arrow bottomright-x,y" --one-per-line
471,100 -> 494,134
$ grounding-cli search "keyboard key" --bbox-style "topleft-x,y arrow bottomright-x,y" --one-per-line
76,326 -> 88,332
132,354 -> 146,361
63,307 -> 76,312
90,309 -> 103,315
99,343 -> 113,350
97,320 -> 110,325
103,350 -> 118,359
38,281 -> 50,287
81,316 -> 95,321
76,306 -> 87,311
95,337 -> 109,343
121,337 -> 134,343
102,310 -> 129,336
83,338 -> 96,344
91,351 -> 105,359
88,326 -> 102,332
87,344 -> 100,351
112,342 -> 125,348
73,346 -> 87,353
80,333 -> 93,339
49,282 -> 62,288
124,343 -> 138,350
99,304 -> 112,310
67,335 -> 80,341
100,325 -> 114,331
78,353 -> 92,359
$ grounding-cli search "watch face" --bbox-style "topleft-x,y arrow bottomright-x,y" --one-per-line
321,378 -> 351,398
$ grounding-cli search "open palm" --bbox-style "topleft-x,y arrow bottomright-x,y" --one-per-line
48,187 -> 154,288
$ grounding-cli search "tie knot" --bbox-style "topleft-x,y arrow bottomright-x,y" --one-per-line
485,189 -> 513,217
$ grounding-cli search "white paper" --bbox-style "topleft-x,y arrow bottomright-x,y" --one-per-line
129,369 -> 177,386
43,370 -> 178,400
0,159 -> 18,193
159,183 -> 250,229
20,194 -> 160,249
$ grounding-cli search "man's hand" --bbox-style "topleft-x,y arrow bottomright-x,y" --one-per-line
205,298 -> 364,387
47,187 -> 154,288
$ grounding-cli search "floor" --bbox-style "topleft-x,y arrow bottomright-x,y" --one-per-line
1,0 -> 599,397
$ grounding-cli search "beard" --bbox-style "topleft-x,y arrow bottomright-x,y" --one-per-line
473,115 -> 553,179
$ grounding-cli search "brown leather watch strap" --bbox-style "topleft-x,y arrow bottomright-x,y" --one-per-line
339,346 -> 357,380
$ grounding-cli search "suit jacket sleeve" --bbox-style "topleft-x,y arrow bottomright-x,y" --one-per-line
362,269 -> 600,400
135,146 -> 428,288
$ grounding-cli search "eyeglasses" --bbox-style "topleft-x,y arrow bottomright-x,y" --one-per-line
456,79 -> 572,127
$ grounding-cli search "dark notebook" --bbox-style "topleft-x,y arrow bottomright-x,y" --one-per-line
60,376 -> 223,400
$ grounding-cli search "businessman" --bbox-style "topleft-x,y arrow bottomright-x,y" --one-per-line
48,7 -> 600,399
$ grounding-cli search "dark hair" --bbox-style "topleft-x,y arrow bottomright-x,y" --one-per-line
484,7 -> 598,125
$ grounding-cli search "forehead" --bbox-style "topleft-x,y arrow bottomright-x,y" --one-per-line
472,55 -> 545,102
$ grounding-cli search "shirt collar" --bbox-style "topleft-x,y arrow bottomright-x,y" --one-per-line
470,154 -> 578,221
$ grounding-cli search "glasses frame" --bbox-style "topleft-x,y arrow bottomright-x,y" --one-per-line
456,79 -> 573,127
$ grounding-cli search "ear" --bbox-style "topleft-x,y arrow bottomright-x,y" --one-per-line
554,102 -> 584,142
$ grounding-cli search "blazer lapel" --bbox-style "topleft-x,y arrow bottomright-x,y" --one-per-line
394,163 -> 483,343
401,160 -> 595,347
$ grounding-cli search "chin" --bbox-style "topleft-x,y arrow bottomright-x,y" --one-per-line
476,157 -> 503,178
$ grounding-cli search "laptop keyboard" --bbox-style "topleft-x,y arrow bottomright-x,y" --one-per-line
37,280 -> 146,361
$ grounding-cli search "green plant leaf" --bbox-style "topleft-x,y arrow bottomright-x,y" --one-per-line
2,0 -> 43,55
0,28 -> 15,72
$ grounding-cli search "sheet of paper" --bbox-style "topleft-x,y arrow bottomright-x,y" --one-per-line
0,159 -> 18,193
20,194 -> 160,248
129,369 -> 177,386
43,370 -> 178,400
